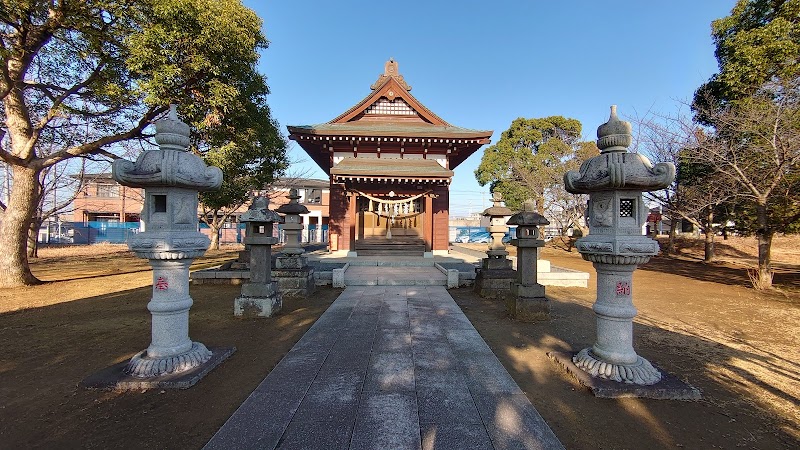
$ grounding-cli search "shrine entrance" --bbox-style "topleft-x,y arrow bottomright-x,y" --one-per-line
353,189 -> 428,256
356,191 -> 426,239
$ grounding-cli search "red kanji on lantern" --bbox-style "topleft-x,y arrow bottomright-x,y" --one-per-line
155,276 -> 169,290
615,281 -> 630,296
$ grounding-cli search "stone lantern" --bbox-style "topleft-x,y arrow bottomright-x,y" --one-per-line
507,199 -> 550,320
234,196 -> 283,317
563,105 -> 675,385
274,188 -> 315,296
111,105 -> 229,382
474,192 -> 514,298
276,188 -> 308,258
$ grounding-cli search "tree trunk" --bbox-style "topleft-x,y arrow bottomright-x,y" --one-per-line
27,217 -> 43,259
0,166 -> 43,287
755,203 -> 774,289
665,216 -> 679,255
209,223 -> 221,250
703,209 -> 715,263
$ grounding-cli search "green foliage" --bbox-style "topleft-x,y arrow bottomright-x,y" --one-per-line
694,0 -> 800,118
127,0 -> 267,110
474,116 -> 595,211
0,0 -> 288,284
0,0 -> 287,206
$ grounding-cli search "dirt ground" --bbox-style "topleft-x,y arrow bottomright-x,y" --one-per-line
0,238 -> 798,449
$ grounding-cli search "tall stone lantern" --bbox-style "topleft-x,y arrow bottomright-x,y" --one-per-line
563,106 -> 675,385
112,105 -> 226,380
275,188 -> 315,296
474,192 -> 514,298
234,196 -> 283,317
507,199 -> 550,320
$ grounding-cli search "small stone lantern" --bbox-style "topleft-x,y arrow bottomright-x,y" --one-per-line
507,199 -> 550,320
274,188 -> 315,296
112,105 -> 228,382
564,105 -> 675,385
484,192 -> 514,268
234,196 -> 283,317
276,188 -> 308,259
474,192 -> 515,298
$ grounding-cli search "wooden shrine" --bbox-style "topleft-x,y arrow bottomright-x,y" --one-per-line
288,59 -> 492,256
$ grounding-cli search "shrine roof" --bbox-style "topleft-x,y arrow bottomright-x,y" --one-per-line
330,158 -> 453,178
288,59 -> 491,141
288,122 -> 491,140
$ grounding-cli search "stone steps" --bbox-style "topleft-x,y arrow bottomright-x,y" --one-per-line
355,237 -> 426,257
343,265 -> 447,286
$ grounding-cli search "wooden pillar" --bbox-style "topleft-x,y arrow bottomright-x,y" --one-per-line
328,181 -> 349,251
424,194 -> 433,252
347,192 -> 356,251
432,186 -> 449,252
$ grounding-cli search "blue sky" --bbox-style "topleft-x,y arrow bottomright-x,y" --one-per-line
243,0 -> 734,216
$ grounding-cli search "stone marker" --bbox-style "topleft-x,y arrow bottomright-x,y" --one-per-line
507,199 -> 550,320
234,196 -> 283,317
274,188 -> 315,296
474,192 -> 515,299
99,105 -> 233,388
562,105 -> 675,386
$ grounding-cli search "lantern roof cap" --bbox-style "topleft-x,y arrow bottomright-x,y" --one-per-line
482,192 -> 513,217
276,188 -> 310,215
239,196 -> 283,223
507,199 -> 549,226
112,105 -> 222,190
564,106 -> 675,194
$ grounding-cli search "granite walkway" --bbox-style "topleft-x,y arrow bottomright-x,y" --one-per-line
204,285 -> 563,450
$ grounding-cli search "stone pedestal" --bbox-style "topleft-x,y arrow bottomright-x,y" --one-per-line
474,257 -> 515,298
235,281 -> 282,318
127,258 -> 212,377
273,255 -> 315,297
570,260 -> 659,384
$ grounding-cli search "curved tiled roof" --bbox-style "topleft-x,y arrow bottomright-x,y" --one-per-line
330,157 -> 453,178
288,122 -> 491,139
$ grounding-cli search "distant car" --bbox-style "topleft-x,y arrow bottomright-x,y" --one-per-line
469,231 -> 491,243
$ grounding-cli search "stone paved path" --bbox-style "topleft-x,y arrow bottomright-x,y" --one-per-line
205,286 -> 563,450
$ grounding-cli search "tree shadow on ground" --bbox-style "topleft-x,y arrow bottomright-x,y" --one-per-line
0,283 -> 340,449
639,255 -> 800,291
451,289 -> 800,449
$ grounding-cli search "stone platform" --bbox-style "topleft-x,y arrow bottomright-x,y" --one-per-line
547,351 -> 702,400
191,246 -> 588,291
204,286 -> 564,450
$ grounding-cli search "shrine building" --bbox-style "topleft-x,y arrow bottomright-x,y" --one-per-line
288,59 -> 492,256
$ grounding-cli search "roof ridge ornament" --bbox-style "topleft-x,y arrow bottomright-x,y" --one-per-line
596,105 -> 632,153
370,58 -> 412,92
